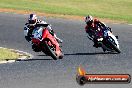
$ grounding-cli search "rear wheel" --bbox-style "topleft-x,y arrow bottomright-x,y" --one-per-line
32,44 -> 41,52
102,48 -> 106,52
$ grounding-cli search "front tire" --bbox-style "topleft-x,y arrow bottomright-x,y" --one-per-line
107,37 -> 121,53
43,40 -> 58,60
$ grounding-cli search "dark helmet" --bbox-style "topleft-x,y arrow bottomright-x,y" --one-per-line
85,15 -> 93,25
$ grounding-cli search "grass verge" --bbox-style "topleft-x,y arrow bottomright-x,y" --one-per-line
0,0 -> 132,23
0,48 -> 19,61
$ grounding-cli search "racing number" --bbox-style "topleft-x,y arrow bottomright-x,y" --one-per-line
34,30 -> 42,40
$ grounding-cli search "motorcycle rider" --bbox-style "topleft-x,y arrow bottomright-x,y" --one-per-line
84,15 -> 112,48
24,14 -> 63,43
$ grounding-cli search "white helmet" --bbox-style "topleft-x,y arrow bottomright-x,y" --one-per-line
28,14 -> 37,25
85,15 -> 93,25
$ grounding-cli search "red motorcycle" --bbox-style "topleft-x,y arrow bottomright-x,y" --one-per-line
31,24 -> 63,60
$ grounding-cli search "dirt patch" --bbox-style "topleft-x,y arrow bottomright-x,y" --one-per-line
0,8 -> 127,24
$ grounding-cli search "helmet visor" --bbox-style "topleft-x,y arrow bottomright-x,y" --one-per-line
87,20 -> 93,25
29,19 -> 36,24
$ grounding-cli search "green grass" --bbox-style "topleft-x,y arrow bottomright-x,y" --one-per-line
0,0 -> 132,23
0,48 -> 19,60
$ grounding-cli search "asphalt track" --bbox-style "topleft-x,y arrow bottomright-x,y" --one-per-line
0,12 -> 132,88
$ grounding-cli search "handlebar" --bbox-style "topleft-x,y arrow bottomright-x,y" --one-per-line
36,23 -> 49,27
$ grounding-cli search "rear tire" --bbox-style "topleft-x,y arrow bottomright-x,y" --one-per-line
102,48 -> 106,52
32,44 -> 41,52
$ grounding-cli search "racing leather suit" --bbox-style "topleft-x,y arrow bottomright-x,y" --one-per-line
24,19 -> 62,43
85,19 -> 111,48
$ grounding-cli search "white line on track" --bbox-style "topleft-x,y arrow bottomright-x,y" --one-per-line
0,47 -> 33,64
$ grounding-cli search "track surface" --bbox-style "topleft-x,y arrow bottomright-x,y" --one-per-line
0,13 -> 132,88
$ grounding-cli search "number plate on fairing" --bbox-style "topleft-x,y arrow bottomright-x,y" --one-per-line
33,27 -> 43,40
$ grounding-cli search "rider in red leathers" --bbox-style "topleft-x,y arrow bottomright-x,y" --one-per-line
84,15 -> 112,48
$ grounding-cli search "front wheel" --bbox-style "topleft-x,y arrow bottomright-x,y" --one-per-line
109,41 -> 121,53
107,37 -> 121,53
43,40 -> 58,60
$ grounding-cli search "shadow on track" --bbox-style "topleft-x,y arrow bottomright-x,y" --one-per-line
15,54 -> 53,61
16,58 -> 53,62
37,54 -> 48,56
64,52 -> 118,56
